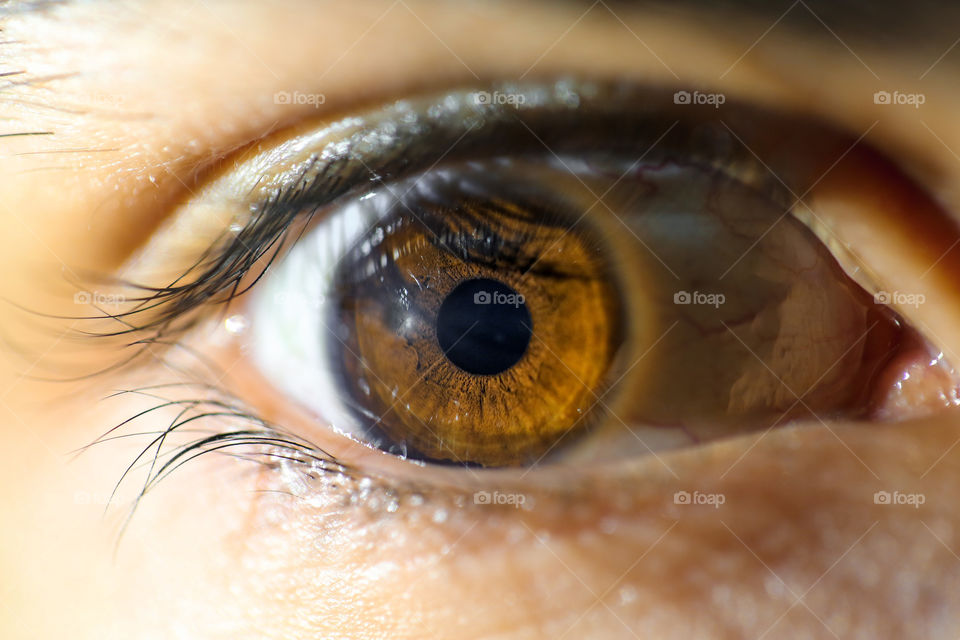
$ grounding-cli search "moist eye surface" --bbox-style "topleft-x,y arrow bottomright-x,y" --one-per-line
159,79 -> 952,470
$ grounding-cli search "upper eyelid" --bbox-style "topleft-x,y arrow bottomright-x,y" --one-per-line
2,3 -> 950,216
111,79 -> 843,343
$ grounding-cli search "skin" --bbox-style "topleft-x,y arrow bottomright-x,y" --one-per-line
2,0 -> 960,637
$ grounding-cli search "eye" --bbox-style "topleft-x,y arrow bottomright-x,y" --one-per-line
252,160 -> 626,466
141,80 -> 960,469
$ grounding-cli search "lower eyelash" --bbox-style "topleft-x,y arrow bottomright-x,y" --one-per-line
86,376 -> 357,532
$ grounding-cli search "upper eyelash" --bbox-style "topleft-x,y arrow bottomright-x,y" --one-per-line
85,80 -> 787,350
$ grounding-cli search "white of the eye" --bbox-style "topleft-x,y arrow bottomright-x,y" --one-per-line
249,189 -> 399,439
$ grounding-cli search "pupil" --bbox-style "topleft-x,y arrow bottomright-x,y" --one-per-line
436,278 -> 532,376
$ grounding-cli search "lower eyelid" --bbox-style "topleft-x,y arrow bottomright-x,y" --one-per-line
92,322 -> 952,575
205,419 -> 940,640
155,322 -> 613,500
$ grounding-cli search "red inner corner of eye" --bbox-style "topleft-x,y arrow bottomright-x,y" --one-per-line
868,329 -> 960,421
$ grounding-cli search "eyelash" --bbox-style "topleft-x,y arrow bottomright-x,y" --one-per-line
96,81 -> 792,341
91,378 -> 360,530
80,79 -> 841,518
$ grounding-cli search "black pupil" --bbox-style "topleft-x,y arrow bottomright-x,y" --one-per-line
436,278 -> 532,375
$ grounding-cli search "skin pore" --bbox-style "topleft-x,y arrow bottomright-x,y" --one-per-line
2,0 -> 960,638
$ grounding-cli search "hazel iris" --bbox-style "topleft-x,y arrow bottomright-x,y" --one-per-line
329,184 -> 624,466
